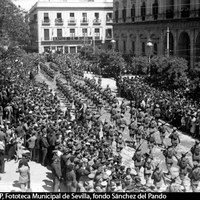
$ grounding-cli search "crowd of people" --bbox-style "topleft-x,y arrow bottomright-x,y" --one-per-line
0,52 -> 200,193
117,76 -> 200,139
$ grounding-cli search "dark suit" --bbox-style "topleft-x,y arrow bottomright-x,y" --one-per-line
65,169 -> 76,192
41,137 -> 49,166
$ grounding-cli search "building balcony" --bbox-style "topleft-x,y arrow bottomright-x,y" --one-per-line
105,35 -> 112,40
106,18 -> 113,24
55,18 -> 63,25
42,19 -> 50,25
93,19 -> 101,25
80,19 -> 89,25
68,19 -> 76,25
52,36 -> 93,41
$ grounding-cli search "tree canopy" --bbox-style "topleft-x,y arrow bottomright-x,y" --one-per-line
0,0 -> 30,49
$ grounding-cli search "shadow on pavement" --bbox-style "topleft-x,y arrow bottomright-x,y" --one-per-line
42,179 -> 53,192
12,180 -> 20,189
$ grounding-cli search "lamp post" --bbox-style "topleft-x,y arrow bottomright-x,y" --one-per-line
146,38 -> 153,76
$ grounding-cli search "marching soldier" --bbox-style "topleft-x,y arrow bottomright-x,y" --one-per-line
176,152 -> 192,188
151,163 -> 166,191
169,127 -> 180,148
132,145 -> 144,176
120,99 -> 127,115
158,121 -> 168,146
191,140 -> 200,165
188,163 -> 200,192
162,145 -> 177,177
143,153 -> 154,185
129,118 -> 137,141
146,132 -> 156,153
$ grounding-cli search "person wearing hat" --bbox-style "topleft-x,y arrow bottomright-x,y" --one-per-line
158,122 -> 167,146
162,145 -> 176,177
188,163 -> 200,192
40,133 -> 49,166
151,163 -> 165,191
191,140 -> 200,165
176,152 -> 193,189
169,128 -> 180,148
132,147 -> 144,176
143,153 -> 154,185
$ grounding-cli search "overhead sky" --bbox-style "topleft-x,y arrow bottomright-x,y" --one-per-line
12,0 -> 38,11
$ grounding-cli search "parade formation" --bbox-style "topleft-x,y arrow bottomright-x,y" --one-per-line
0,52 -> 200,193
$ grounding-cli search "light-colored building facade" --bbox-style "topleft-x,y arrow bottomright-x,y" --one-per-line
113,0 -> 200,68
29,0 -> 113,53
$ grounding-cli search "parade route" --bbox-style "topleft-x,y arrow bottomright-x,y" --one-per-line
0,69 -> 199,192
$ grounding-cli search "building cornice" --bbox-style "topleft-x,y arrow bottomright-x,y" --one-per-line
29,2 -> 113,13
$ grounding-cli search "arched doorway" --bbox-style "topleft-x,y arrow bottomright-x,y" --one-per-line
164,32 -> 174,56
178,32 -> 190,65
195,33 -> 200,63
166,0 -> 174,18
181,0 -> 190,18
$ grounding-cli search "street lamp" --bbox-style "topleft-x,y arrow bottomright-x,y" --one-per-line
146,38 -> 153,76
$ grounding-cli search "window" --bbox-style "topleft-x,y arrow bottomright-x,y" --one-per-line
95,28 -> 100,33
154,43 -> 158,55
57,46 -> 63,54
57,13 -> 62,19
70,13 -> 74,18
123,41 -> 126,53
70,29 -> 75,37
132,41 -> 135,55
57,29 -> 62,37
115,9 -> 119,23
106,13 -> 112,22
95,13 -> 99,19
106,29 -> 112,38
82,28 -> 87,36
153,0 -> 159,20
116,40 -> 119,51
131,4 -> 135,21
65,46 -> 68,54
141,2 -> 146,21
34,14 -> 37,21
44,46 -> 50,52
44,29 -> 49,40
44,13 -> 49,22
122,7 -> 126,22
82,13 -> 87,22
142,42 -> 145,55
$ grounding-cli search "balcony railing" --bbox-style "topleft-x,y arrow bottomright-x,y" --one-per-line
106,18 -> 113,24
52,36 -> 93,41
105,34 -> 112,39
94,36 -> 100,40
55,18 -> 63,25
93,19 -> 101,25
68,19 -> 76,25
42,19 -> 50,25
80,19 -> 89,25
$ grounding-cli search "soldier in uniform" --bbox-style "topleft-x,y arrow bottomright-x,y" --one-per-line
151,163 -> 166,191
136,125 -> 144,145
188,163 -> 200,192
146,132 -> 156,154
162,145 -> 177,177
169,127 -> 180,148
176,152 -> 192,189
191,140 -> 200,165
132,147 -> 144,176
143,153 -> 154,185
158,121 -> 168,146
129,118 -> 137,141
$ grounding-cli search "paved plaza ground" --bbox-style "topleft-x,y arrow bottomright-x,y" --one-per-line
0,69 -> 199,192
